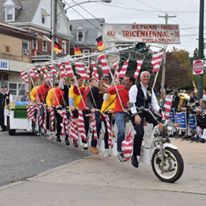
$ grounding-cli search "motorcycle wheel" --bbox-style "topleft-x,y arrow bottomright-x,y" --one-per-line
151,147 -> 184,183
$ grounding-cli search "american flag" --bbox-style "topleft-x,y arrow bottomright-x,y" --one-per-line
151,52 -> 164,73
113,61 -> 119,79
20,71 -> 29,83
60,110 -> 70,137
49,64 -> 58,78
134,59 -> 143,79
64,61 -> 74,78
75,62 -> 87,79
58,62 -> 66,78
91,61 -> 99,80
29,67 -> 39,79
98,53 -> 110,75
121,131 -> 133,161
69,111 -> 79,142
118,59 -> 129,78
77,110 -> 87,141
85,64 -> 91,80
47,107 -> 55,131
163,95 -> 173,120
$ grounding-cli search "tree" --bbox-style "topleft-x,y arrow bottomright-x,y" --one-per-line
155,48 -> 193,91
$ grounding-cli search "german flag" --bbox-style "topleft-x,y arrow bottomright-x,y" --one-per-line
96,35 -> 105,51
74,46 -> 82,56
54,41 -> 63,54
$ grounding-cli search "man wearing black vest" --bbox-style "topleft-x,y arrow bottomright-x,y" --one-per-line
129,71 -> 160,168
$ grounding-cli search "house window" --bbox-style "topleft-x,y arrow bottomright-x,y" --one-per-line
5,7 -> 15,22
62,41 -> 67,55
42,40 -> 47,52
8,83 -> 26,95
22,40 -> 29,55
76,31 -> 84,42
8,83 -> 17,95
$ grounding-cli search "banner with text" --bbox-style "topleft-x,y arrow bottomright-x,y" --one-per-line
103,23 -> 180,44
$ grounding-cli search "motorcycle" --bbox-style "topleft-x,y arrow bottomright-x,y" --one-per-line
127,103 -> 184,183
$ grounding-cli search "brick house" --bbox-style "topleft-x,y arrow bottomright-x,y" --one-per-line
0,0 -> 72,62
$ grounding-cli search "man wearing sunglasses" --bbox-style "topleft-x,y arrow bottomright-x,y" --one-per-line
129,71 -> 160,168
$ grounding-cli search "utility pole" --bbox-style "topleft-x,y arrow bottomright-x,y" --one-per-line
158,13 -> 176,94
51,0 -> 57,61
198,0 -> 204,99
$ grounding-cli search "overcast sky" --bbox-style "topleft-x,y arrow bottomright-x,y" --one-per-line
65,0 -> 202,55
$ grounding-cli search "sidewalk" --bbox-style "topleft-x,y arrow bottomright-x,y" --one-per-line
0,139 -> 206,206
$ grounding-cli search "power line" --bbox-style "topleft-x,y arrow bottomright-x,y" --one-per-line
70,0 -> 105,24
63,1 -> 102,31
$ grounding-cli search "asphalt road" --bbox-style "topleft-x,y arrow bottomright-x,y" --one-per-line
0,131 -> 90,186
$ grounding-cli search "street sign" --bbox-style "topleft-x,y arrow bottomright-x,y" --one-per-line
193,59 -> 204,75
103,23 -> 180,44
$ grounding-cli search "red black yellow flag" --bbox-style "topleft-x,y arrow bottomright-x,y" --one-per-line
74,46 -> 82,56
54,42 -> 63,54
96,35 -> 105,51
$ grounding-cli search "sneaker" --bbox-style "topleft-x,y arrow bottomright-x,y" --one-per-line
56,136 -> 61,142
131,155 -> 139,168
117,153 -> 126,162
89,146 -> 99,154
82,143 -> 88,150
65,137 -> 70,145
104,148 -> 112,157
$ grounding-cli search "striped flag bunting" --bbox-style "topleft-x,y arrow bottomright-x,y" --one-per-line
121,131 -> 133,161
91,61 -> 99,80
134,59 -> 143,79
69,111 -> 79,142
75,62 -> 88,79
20,71 -> 29,83
163,95 -> 173,120
118,59 -> 129,78
77,110 -> 87,141
98,54 -> 110,75
151,52 -> 164,73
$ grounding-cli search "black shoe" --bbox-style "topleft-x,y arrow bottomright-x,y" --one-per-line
65,137 -> 70,145
1,126 -> 7,132
198,137 -> 205,143
56,137 -> 61,142
131,155 -> 139,168
73,141 -> 78,148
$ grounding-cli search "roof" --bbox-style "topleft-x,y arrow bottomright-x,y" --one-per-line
69,18 -> 105,46
0,0 -> 41,23
0,22 -> 35,39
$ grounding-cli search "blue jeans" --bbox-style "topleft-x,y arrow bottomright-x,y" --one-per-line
115,112 -> 126,153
